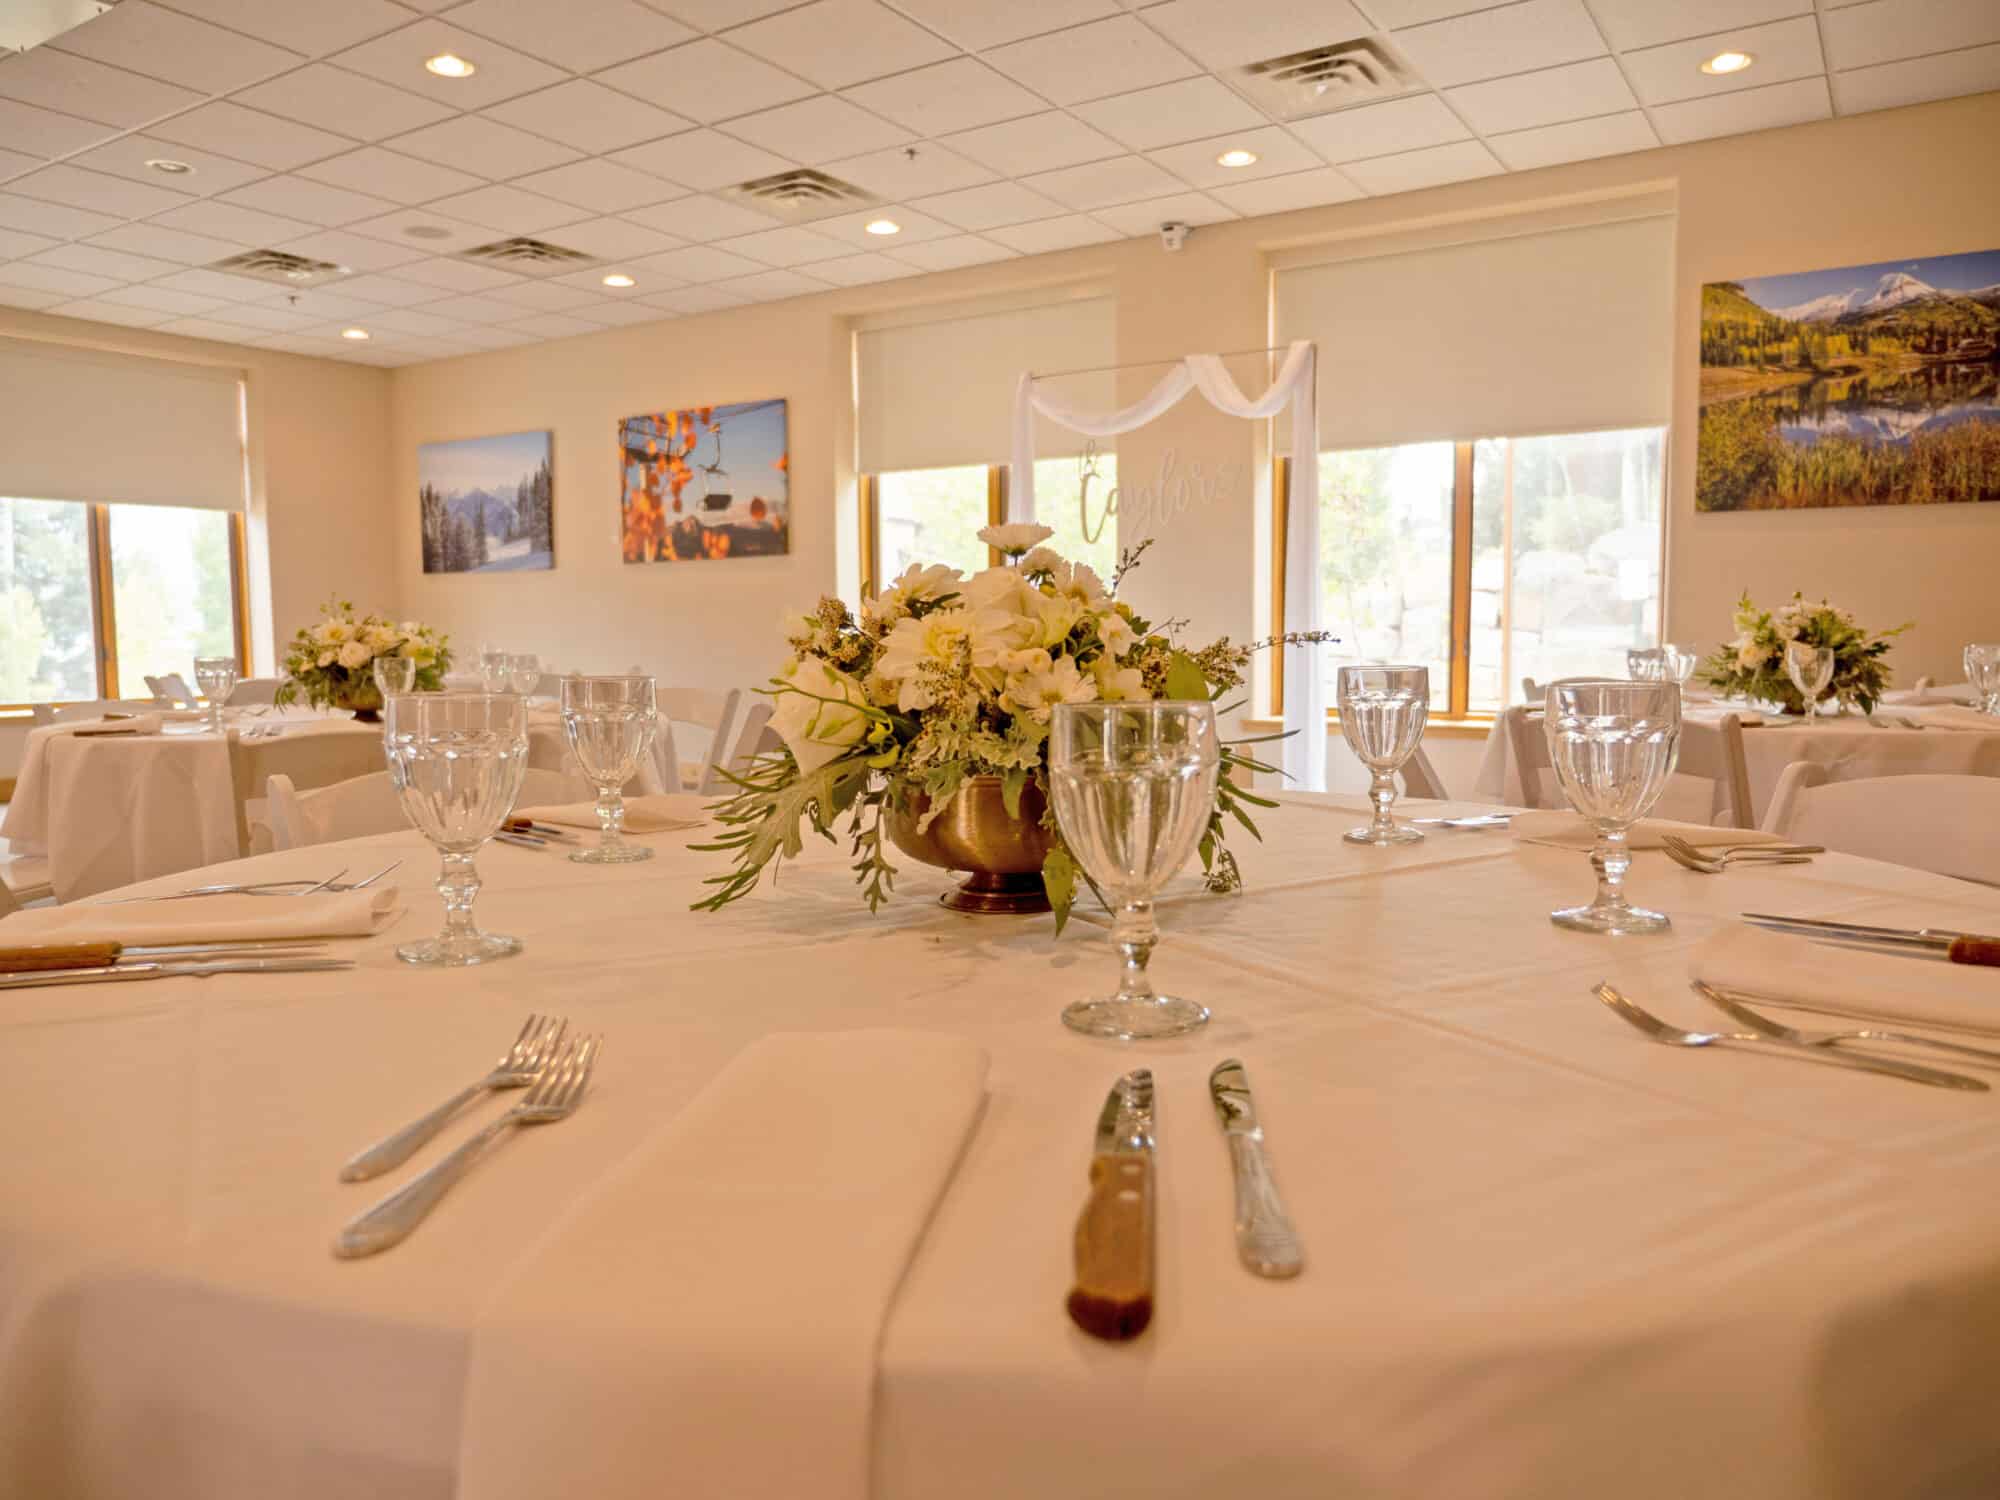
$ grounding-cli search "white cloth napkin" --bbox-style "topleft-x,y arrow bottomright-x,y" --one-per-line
1691,924 -> 2000,1035
68,713 -> 165,737
1511,812 -> 1787,851
457,1029 -> 989,1500
513,793 -> 708,833
1913,704 -> 1999,732
0,887 -> 401,944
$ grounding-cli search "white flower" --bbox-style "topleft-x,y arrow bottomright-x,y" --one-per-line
770,658 -> 872,775
977,521 -> 1054,557
1049,560 -> 1107,608
885,562 -> 962,605
1096,610 -> 1137,657
959,565 -> 1036,619
337,640 -> 372,670
1091,658 -> 1149,702
1735,640 -> 1767,671
998,646 -> 1053,677
1003,654 -> 1097,722
875,606 -> 1020,710
1018,546 -> 1063,575
316,649 -> 337,668
1029,589 -> 1085,649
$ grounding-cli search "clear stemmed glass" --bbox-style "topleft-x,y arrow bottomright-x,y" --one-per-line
1544,680 -> 1682,935
372,653 -> 416,700
1337,665 -> 1429,845
1048,700 -> 1220,1040
193,655 -> 238,733
1628,645 -> 1696,684
505,652 -> 541,697
560,675 -> 658,864
479,645 -> 511,691
383,693 -> 529,967
1966,644 -> 2000,714
1784,642 -> 1835,715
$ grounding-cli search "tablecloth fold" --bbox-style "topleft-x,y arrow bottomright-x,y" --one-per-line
1511,812 -> 1785,850
1691,924 -> 2000,1034
0,887 -> 400,943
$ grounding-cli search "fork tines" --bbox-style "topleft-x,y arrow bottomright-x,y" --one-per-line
526,1034 -> 599,1113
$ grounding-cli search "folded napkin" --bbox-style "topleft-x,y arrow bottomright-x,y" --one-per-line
458,1030 -> 989,1500
1913,704 -> 1999,732
1511,811 -> 1787,851
0,886 -> 401,945
513,792 -> 708,833
1691,924 -> 2000,1035
69,712 -> 164,737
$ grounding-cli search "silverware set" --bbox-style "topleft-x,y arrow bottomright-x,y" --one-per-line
1409,813 -> 1512,829
0,937 -> 354,988
494,820 -> 581,851
1659,836 -> 1822,874
1745,912 -> 2000,967
333,1014 -> 599,1258
114,861 -> 403,902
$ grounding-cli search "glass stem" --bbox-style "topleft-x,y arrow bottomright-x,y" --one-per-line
1111,899 -> 1158,1004
1590,828 -> 1632,913
1369,769 -> 1398,837
596,788 -> 625,854
437,851 -> 481,942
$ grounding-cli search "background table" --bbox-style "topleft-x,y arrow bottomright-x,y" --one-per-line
2,797 -> 1998,1499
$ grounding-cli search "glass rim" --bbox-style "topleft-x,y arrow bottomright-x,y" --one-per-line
1050,699 -> 1216,716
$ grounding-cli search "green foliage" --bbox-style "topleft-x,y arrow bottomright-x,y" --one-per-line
1698,590 -> 1907,714
1041,845 -> 1078,935
1695,400 -> 1783,512
1164,649 -> 1209,702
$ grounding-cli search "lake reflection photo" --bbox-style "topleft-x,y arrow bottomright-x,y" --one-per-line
1697,247 -> 2000,510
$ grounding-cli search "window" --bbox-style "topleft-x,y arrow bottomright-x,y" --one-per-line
0,496 -> 248,707
861,456 -> 1119,595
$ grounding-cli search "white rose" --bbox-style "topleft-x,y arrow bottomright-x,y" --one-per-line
770,658 -> 872,775
1097,611 -> 1137,657
337,640 -> 372,670
976,521 -> 1054,557
1736,641 -> 1766,671
317,650 -> 337,668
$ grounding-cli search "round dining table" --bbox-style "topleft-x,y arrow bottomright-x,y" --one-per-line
2,792 -> 1997,1500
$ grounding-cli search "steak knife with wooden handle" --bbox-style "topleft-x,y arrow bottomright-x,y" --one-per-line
1066,1068 -> 1155,1341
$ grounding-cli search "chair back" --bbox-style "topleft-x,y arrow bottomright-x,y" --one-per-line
228,728 -> 389,855
145,673 -> 197,707
45,699 -> 158,724
1501,705 -> 1554,808
1520,677 -> 1543,705
1399,744 -> 1447,800
0,874 -> 20,918
267,767 -> 580,850
1670,713 -> 1753,829
1761,766 -> 2000,885
227,677 -> 282,706
657,687 -> 743,795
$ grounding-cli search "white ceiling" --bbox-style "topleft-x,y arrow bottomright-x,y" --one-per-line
1,0 -> 1995,366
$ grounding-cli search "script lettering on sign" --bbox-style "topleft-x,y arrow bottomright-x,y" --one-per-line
1076,440 -> 1238,538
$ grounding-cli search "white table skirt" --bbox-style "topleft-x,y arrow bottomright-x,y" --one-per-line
2,796 -> 1998,1499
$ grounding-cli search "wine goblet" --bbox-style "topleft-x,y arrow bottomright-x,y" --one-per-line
1544,680 -> 1681,935
1337,665 -> 1429,845
1628,646 -> 1696,684
1048,700 -> 1220,1040
384,693 -> 529,967
479,645 -> 511,692
1784,642 -> 1834,715
560,675 -> 658,864
505,653 -> 541,697
1966,643 -> 2000,714
372,653 -> 416,699
193,655 -> 238,734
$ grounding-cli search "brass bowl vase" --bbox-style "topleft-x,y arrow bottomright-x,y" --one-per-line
883,775 -> 1053,915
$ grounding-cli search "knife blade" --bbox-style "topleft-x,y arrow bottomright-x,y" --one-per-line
0,940 -> 330,973
1209,1059 -> 1304,1279
1066,1069 -> 1155,1342
0,957 -> 355,990
1743,914 -> 2000,967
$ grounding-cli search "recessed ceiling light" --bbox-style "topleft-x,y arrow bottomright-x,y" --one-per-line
424,52 -> 476,78
601,272 -> 636,288
1216,148 -> 1259,168
864,218 -> 901,236
403,224 -> 453,240
1700,50 -> 1754,75
341,328 -> 370,341
145,157 -> 194,176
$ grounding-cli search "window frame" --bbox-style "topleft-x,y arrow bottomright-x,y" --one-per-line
858,466 -> 1007,598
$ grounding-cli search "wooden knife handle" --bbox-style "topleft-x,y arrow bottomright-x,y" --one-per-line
0,942 -> 123,971
1066,1151 -> 1154,1341
1947,937 -> 2000,968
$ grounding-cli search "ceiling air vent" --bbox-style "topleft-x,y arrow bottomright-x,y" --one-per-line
457,236 -> 597,274
722,168 -> 874,224
207,248 -> 350,289
1234,37 -> 1418,121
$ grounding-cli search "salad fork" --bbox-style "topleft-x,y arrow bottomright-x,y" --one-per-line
334,1034 -> 600,1258
1692,981 -> 2000,1067
1659,836 -> 1822,874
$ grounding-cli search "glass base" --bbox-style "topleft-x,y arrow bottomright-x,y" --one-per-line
1550,902 -> 1671,935
1344,822 -> 1424,846
396,931 -> 522,967
569,842 -> 654,865
1062,993 -> 1210,1040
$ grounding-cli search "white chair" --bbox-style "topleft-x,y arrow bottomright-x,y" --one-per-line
0,852 -> 53,907
1520,677 -> 1544,705
1400,745 -> 1448,800
228,728 -> 391,855
266,767 -> 583,850
654,688 -> 743,795
145,673 -> 197,707
0,874 -> 19,919
1504,704 -> 1750,825
1761,765 -> 2000,885
38,698 -> 158,725
227,677 -> 282,706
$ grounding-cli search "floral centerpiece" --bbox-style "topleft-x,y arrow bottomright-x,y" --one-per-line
275,599 -> 451,721
1699,590 -> 1906,714
694,523 -> 1330,930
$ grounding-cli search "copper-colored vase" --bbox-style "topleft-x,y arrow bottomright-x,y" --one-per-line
883,775 -> 1053,915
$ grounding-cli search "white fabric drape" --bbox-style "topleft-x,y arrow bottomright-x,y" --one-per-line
1011,341 -> 1326,791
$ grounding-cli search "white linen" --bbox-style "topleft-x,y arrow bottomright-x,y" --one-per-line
1691,924 -> 2000,1035
458,1030 -> 988,1500
1510,811 -> 1788,850
512,793 -> 706,832
0,886 -> 401,943
1913,704 -> 2000,731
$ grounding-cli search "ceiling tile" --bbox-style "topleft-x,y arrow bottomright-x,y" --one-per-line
1207,165 -> 1365,216
235,64 -> 457,142
1651,73 -> 1831,140
96,282 -> 227,315
485,279 -> 609,310
621,192 -> 782,239
0,226 -> 61,260
1392,0 -> 1608,89
512,159 -> 680,213
551,265 -> 669,293
843,59 -> 1044,137
596,39 -> 816,124
821,143 -> 993,197
807,204 -> 959,247
641,0 -> 799,25
711,267 -> 831,300
0,191 -> 121,239
50,1 -> 302,94
1361,0 -> 1518,22
572,299 -> 670,326
274,228 -> 430,272
482,80 -> 694,156
805,250 -> 911,284
1147,126 -> 1324,187
148,266 -> 278,301
153,314 -> 269,340
1339,138 -> 1504,192
1,261 -> 121,297
328,19 -> 572,110
727,0 -> 955,90
1445,56 -> 1636,133
502,310 -> 604,337
9,164 -> 191,219
612,129 -> 789,192
711,224 -> 850,266
338,207 -> 499,252
631,243 -> 767,281
0,98 -> 121,159
0,45 -> 203,128
1143,0 -> 1374,71
724,96 -> 910,164
1488,109 -> 1660,168
887,233 -> 1017,269
48,297 -> 171,326
441,323 -> 539,347
909,180 -> 1067,230
0,283 -> 69,310
248,286 -> 385,319
0,148 -> 45,183
361,307 -> 467,336
448,0 -> 696,73
387,115 -> 584,178
1072,77 -> 1267,151
1588,0 -> 1807,51
148,102 -> 356,172
203,301 -> 316,331
219,175 -> 401,227
1289,94 -> 1470,162
883,0 -> 1119,52
297,147 -> 485,204
25,242 -> 180,281
1623,16 -> 1825,104
384,256 -> 525,292
986,17 -> 1199,105
1087,189 -> 1237,235
1019,154 -> 1184,209
153,198 -> 319,246
150,0 -> 415,58
332,273 -> 452,305
70,134 -> 269,196
426,184 -> 590,235
1832,39 -> 2000,113
940,112 -> 1126,175
641,284 -> 746,314
1822,0 -> 2000,68
984,212 -> 1122,253
547,216 -> 683,259
86,221 -> 246,263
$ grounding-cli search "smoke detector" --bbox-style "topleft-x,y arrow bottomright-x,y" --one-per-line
1233,37 -> 1418,120
456,236 -> 597,274
207,248 -> 349,289
722,168 -> 874,224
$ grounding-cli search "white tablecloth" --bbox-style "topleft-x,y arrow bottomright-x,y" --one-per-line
2,796 -> 1998,1499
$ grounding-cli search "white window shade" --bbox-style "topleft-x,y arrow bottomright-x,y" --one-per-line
1275,208 -> 1674,451
858,292 -> 1114,472
0,337 -> 246,510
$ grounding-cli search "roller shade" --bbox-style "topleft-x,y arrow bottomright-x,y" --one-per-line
1275,208 -> 1674,451
858,291 -> 1114,472
0,337 -> 245,509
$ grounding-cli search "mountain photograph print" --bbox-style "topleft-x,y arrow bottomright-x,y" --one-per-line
418,431 -> 555,573
1698,248 -> 2000,511
619,399 -> 789,563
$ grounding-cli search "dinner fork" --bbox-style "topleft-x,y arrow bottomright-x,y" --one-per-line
1692,981 -> 2000,1067
339,1013 -> 568,1182
1660,837 -> 1823,874
333,1034 -> 600,1258
1592,983 -> 1985,1090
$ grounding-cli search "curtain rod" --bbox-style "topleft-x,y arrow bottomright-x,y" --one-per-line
1030,342 -> 1300,381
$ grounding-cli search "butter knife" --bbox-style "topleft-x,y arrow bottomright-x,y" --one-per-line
1066,1068 -> 1155,1342
1209,1059 -> 1304,1279
0,957 -> 354,989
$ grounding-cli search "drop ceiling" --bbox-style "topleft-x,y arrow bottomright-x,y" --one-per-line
0,0 -> 1994,366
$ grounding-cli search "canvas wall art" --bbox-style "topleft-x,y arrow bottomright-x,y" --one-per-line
419,430 -> 554,573
1697,248 -> 2000,511
620,399 -> 789,563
